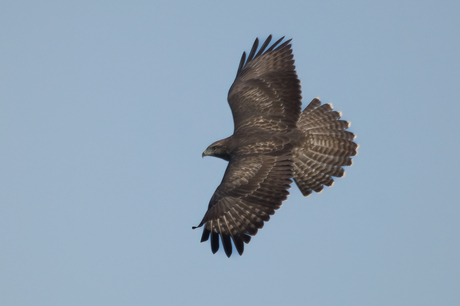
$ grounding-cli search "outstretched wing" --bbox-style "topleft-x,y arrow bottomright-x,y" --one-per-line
228,35 -> 302,134
193,152 -> 293,257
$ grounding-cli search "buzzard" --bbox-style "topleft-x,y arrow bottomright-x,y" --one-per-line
193,35 -> 358,257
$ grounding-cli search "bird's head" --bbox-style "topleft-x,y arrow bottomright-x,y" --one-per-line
202,139 -> 231,161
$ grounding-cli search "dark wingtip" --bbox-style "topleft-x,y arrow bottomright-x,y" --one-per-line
235,35 -> 290,79
236,51 -> 246,77
255,35 -> 272,58
241,234 -> 251,244
200,227 -> 211,242
233,235 -> 245,256
266,36 -> 285,52
211,232 -> 219,254
246,37 -> 259,63
221,234 -> 233,258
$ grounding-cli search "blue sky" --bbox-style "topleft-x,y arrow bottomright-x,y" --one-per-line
1,1 -> 459,305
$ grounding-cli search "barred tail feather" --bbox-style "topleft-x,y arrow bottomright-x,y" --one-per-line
293,98 -> 358,196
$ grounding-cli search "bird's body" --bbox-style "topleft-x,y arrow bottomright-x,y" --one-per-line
194,35 -> 358,257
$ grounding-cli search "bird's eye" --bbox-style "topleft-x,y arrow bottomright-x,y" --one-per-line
211,146 -> 217,151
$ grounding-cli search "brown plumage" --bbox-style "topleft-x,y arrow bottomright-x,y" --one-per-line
193,35 -> 358,257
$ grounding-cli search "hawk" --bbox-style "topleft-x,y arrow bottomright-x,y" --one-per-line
193,35 -> 358,257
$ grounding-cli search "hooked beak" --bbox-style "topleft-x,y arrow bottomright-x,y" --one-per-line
202,147 -> 212,158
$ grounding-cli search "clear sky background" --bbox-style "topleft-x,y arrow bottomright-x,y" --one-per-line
1,1 -> 459,305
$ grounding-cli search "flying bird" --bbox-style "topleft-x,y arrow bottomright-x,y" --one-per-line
193,35 -> 358,257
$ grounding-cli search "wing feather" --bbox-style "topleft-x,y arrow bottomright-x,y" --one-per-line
228,35 -> 301,133
246,38 -> 259,62
194,153 -> 292,257
255,35 -> 272,57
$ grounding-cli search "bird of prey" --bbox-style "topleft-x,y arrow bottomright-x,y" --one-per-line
193,35 -> 358,257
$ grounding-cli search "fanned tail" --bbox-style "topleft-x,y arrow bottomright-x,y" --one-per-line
293,98 -> 358,196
